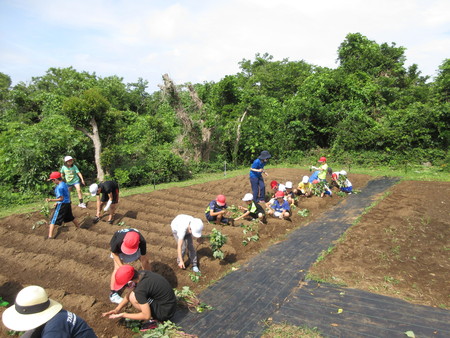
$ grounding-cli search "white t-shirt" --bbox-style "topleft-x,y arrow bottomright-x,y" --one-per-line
170,214 -> 194,240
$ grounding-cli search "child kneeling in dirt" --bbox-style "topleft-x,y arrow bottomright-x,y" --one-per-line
284,181 -> 296,205
102,265 -> 177,332
235,193 -> 267,224
268,191 -> 291,220
297,176 -> 313,197
205,194 -> 234,226
108,228 -> 151,304
332,170 -> 353,193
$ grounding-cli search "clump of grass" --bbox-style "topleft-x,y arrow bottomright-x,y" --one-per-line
261,321 -> 322,337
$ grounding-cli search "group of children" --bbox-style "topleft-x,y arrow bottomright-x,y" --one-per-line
31,154 -> 354,333
207,156 -> 354,224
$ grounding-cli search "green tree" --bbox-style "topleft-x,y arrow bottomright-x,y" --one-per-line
62,88 -> 110,180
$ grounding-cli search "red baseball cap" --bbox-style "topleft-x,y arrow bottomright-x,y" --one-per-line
275,191 -> 285,198
318,157 -> 327,162
114,265 -> 135,290
48,172 -> 61,180
216,194 -> 226,206
121,231 -> 140,255
270,180 -> 278,189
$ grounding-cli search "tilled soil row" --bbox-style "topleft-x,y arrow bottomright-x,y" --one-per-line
0,169 -> 372,337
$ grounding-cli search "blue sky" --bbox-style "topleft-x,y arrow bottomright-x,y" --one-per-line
1,0 -> 449,93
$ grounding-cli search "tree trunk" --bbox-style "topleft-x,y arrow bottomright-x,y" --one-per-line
233,108 -> 248,165
75,118 -> 105,181
159,74 -> 212,162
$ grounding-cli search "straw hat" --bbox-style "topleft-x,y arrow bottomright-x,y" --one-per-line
2,286 -> 62,331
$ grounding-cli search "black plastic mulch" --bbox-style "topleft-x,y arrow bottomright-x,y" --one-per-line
172,177 -> 449,337
272,281 -> 450,338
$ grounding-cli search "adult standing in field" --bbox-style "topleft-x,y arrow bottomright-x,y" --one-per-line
60,156 -> 87,208
109,228 -> 151,304
102,265 -> 177,331
2,285 -> 96,337
170,214 -> 204,273
249,150 -> 271,203
89,181 -> 119,224
46,172 -> 80,239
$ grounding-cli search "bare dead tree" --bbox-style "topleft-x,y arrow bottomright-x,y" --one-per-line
159,74 -> 212,162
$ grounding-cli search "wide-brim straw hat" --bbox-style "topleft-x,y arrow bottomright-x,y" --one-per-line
2,285 -> 62,331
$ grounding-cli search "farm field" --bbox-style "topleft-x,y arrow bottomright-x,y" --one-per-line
0,168 -> 448,336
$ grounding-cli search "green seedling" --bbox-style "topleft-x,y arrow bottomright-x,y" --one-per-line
227,204 -> 240,219
123,318 -> 141,333
241,221 -> 260,246
0,297 -> 9,307
32,219 -> 47,230
140,320 -> 188,337
40,203 -> 50,218
189,271 -> 201,283
210,228 -> 227,260
174,286 -> 213,313
297,209 -> 309,217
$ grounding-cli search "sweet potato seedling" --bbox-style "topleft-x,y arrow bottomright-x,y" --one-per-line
174,286 -> 213,313
209,228 -> 227,260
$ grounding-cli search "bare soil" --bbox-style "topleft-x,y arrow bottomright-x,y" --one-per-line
0,169 -> 447,336
309,179 -> 450,309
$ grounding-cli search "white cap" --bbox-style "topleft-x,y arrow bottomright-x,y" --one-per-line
64,156 -> 73,162
242,193 -> 253,201
285,181 -> 293,189
340,170 -> 347,176
190,218 -> 204,238
2,285 -> 63,332
89,183 -> 98,196
302,176 -> 309,184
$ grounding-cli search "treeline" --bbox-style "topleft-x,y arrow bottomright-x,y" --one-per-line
0,33 -> 449,206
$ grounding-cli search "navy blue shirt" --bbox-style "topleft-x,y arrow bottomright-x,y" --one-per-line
249,158 -> 265,179
22,310 -> 96,338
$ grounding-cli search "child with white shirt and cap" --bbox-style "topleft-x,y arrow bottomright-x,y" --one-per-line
170,214 -> 204,273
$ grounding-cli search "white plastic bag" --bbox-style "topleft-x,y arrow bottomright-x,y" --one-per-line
104,200 -> 112,211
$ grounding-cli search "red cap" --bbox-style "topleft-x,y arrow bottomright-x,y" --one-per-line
121,231 -> 140,255
48,172 -> 62,180
216,194 -> 226,206
114,265 -> 135,290
275,191 -> 285,198
270,180 -> 278,189
312,179 -> 319,184
318,157 -> 327,162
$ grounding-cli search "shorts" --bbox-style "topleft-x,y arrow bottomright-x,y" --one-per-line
205,213 -> 230,224
341,186 -> 353,193
101,189 -> 119,203
273,210 -> 291,218
67,181 -> 81,188
50,203 -> 75,225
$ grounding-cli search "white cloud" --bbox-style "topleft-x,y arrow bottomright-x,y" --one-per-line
1,0 -> 449,91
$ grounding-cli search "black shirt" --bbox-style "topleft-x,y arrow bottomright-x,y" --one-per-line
110,229 -> 147,255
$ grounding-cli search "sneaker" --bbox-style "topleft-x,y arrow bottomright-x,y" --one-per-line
140,320 -> 159,331
192,266 -> 200,273
108,220 -> 114,225
78,203 -> 87,208
109,292 -> 123,304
